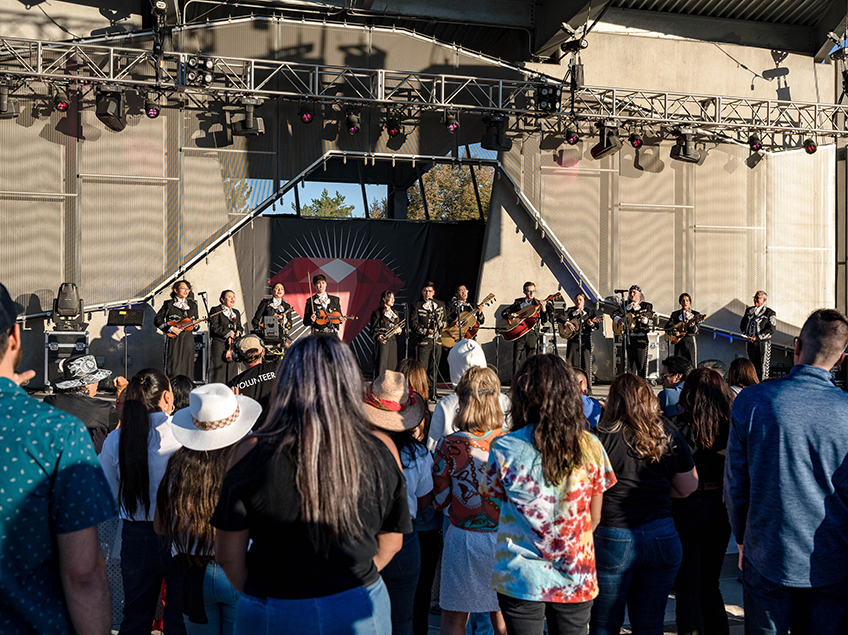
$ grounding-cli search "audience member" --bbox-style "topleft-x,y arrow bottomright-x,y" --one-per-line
590,373 -> 698,635
211,334 -> 411,635
432,366 -> 507,635
170,374 -> 196,411
156,384 -> 260,635
43,353 -> 117,444
659,355 -> 693,417
671,367 -> 735,635
0,283 -> 115,635
573,367 -> 603,428
725,309 -> 848,634
363,370 -> 433,635
98,368 -> 186,635
227,335 -> 279,426
395,357 -> 432,443
427,339 -> 510,452
482,355 -> 616,635
726,358 -> 759,395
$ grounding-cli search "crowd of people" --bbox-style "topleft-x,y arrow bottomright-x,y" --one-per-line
2,278 -> 848,635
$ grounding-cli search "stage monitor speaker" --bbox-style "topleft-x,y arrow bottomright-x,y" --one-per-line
107,309 -> 144,327
192,332 -> 208,384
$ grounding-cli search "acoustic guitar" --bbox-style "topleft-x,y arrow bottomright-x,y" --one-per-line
558,314 -> 603,340
665,314 -> 706,345
497,293 -> 562,342
611,309 -> 656,336
440,293 -> 496,348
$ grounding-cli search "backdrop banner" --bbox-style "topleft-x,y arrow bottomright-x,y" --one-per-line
233,216 -> 486,376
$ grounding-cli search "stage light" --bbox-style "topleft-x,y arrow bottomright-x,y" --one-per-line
151,0 -> 167,17
385,115 -> 404,138
804,138 -> 817,154
298,102 -> 314,124
95,86 -> 126,132
231,98 -> 265,136
144,92 -> 161,119
590,120 -> 622,160
481,114 -> 512,152
565,127 -> 580,145
443,110 -> 459,134
670,128 -> 700,163
346,108 -> 361,135
0,80 -> 18,120
628,132 -> 643,149
54,88 -> 70,112
186,56 -> 214,85
748,134 -> 763,152
535,84 -> 562,113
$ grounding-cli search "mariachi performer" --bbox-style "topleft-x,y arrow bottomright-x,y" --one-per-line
252,282 -> 294,354
303,274 -> 344,335
154,280 -> 199,379
208,289 -> 244,384
369,290 -> 403,377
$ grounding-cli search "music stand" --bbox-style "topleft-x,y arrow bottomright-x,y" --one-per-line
107,309 -> 145,379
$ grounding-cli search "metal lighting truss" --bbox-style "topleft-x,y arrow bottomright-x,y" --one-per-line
0,35 -> 844,141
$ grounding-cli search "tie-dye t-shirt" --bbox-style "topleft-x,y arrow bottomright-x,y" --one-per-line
481,425 -> 616,603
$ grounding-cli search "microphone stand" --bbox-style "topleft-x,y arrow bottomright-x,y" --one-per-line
429,309 -> 438,402
614,291 -> 629,376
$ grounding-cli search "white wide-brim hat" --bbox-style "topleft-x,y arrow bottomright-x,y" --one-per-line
171,383 -> 262,451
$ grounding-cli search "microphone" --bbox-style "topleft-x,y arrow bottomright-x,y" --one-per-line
613,289 -> 630,294
198,291 -> 208,296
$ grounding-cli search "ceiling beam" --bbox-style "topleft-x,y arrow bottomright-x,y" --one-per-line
813,0 -> 848,62
363,0 -> 535,29
591,8 -> 816,55
532,1 -> 594,60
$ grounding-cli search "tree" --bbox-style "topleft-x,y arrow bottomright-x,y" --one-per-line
406,164 -> 494,221
222,177 -> 253,215
369,197 -> 388,219
294,189 -> 355,218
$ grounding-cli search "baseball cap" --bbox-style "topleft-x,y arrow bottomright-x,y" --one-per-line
0,283 -> 22,333
236,335 -> 263,356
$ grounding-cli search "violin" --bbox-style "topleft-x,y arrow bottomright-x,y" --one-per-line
312,309 -> 359,327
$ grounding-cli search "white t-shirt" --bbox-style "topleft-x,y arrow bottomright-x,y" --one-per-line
402,443 -> 434,521
98,411 -> 183,521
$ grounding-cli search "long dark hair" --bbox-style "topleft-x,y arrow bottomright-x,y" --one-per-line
156,445 -> 234,563
599,373 -> 669,462
679,367 -> 734,449
169,375 -> 195,412
255,334 -> 385,554
510,355 -> 585,485
727,358 -> 759,389
118,368 -> 171,518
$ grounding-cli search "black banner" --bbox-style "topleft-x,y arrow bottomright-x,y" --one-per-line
233,216 -> 486,375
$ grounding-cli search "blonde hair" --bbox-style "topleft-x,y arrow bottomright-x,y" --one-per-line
598,373 -> 670,462
454,366 -> 503,434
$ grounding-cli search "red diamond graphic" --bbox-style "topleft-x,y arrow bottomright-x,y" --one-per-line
269,258 -> 404,343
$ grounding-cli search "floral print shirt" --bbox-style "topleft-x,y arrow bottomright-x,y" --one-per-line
481,425 -> 616,603
432,427 -> 506,531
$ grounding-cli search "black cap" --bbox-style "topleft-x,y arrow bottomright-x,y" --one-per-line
0,283 -> 22,333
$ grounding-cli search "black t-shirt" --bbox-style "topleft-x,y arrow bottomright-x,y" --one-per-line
593,420 -> 695,528
671,411 -> 728,489
210,436 -> 411,599
228,360 -> 280,425
43,392 -> 118,437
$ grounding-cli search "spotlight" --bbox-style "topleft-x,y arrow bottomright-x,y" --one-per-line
804,138 -> 817,154
670,128 -> 700,163
54,88 -> 70,113
151,0 -> 168,17
535,84 -> 562,113
186,56 -> 214,85
231,98 -> 265,136
565,127 -> 580,145
298,102 -> 314,124
628,132 -> 643,149
144,92 -> 161,119
748,134 -> 763,152
590,120 -> 622,160
0,80 -> 19,120
345,108 -> 361,135
95,85 -> 126,132
443,110 -> 459,134
385,115 -> 404,138
481,114 -> 513,152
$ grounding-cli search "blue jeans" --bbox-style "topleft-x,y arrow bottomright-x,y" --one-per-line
184,562 -> 240,635
381,530 -> 421,635
590,517 -> 682,635
742,557 -> 848,635
233,578 -> 391,635
119,520 -> 187,635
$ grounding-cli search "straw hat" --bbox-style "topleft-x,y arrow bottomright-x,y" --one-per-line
364,370 -> 428,432
171,383 -> 262,451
